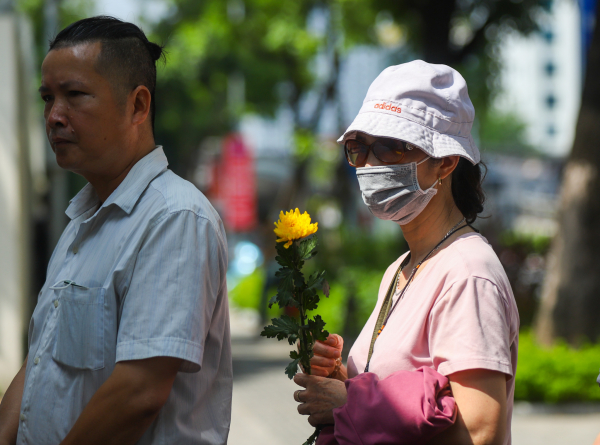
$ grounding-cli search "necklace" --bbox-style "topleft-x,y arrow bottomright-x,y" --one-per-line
364,216 -> 469,372
395,217 -> 466,293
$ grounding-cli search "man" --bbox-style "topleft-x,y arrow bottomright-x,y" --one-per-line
0,16 -> 231,445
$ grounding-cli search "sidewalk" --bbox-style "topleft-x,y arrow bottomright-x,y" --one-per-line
229,308 -> 600,445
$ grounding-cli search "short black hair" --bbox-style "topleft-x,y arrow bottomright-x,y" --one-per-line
49,16 -> 164,131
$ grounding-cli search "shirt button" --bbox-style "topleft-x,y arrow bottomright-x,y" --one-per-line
33,357 -> 40,365
54,300 -> 59,308
73,246 -> 79,254
20,413 -> 26,421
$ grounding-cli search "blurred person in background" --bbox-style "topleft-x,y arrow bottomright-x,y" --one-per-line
0,16 -> 231,445
293,61 -> 518,445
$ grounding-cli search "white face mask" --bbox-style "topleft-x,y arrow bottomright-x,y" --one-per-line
355,157 -> 437,225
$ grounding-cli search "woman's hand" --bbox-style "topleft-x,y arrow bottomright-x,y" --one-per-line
293,373 -> 347,426
309,334 -> 346,379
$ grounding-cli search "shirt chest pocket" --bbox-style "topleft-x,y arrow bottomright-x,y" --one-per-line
52,285 -> 106,370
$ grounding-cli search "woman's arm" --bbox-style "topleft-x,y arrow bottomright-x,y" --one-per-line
426,369 -> 507,445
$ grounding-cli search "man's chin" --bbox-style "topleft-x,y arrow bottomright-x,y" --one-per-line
54,148 -> 80,172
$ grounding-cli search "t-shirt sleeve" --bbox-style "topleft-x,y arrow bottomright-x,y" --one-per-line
428,276 -> 513,377
115,210 -> 227,373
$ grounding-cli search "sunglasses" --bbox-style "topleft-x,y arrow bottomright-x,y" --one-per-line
344,137 -> 417,167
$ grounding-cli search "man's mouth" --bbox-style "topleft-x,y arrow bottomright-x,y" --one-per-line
51,137 -> 75,148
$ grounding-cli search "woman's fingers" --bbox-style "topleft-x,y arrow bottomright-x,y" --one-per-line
293,374 -> 346,427
310,355 -> 336,368
313,341 -> 342,359
294,373 -> 309,388
308,366 -> 331,377
323,334 -> 343,348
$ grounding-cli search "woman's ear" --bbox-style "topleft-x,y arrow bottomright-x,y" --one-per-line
439,156 -> 460,181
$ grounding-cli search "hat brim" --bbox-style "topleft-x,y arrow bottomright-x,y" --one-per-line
337,111 -> 480,165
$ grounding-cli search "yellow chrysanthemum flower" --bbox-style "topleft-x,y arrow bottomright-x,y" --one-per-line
274,208 -> 318,248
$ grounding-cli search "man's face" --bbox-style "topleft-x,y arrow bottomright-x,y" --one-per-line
40,42 -> 129,178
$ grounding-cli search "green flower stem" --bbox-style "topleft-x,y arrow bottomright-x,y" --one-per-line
298,303 -> 311,375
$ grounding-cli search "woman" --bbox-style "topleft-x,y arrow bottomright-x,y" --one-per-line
293,60 -> 519,445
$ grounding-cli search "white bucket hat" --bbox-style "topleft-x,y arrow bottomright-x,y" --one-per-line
338,60 -> 480,164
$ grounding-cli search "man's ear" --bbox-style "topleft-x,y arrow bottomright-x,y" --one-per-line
129,85 -> 152,127
439,156 -> 460,181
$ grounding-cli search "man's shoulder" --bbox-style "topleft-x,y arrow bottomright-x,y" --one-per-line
143,169 -> 222,228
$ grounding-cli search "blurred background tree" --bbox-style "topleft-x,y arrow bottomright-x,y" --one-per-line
535,0 -> 600,346
149,0 -> 550,178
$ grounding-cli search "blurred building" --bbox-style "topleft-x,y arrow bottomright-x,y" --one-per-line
496,0 -> 582,157
0,7 -> 46,391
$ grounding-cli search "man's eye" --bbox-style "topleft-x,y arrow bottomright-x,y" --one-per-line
41,95 -> 52,103
69,91 -> 84,97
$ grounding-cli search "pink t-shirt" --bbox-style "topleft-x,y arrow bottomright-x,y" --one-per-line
347,232 -> 519,445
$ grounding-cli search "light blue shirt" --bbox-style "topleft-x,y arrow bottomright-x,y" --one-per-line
17,147 -> 231,445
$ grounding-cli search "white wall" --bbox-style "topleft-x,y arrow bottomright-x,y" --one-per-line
0,13 -> 42,392
0,13 -> 25,391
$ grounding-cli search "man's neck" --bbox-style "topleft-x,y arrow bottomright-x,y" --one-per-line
87,141 -> 156,203
400,195 -> 465,269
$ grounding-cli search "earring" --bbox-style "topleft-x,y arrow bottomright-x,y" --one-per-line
438,175 -> 442,185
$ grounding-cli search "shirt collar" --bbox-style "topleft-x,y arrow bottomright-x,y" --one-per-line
65,146 -> 169,220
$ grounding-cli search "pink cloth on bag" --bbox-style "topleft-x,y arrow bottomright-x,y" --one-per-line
316,367 -> 456,445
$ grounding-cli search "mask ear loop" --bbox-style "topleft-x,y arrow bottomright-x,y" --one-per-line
414,156 -> 439,193
416,156 -> 430,166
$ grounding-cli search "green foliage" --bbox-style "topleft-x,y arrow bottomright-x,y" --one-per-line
261,236 -> 330,379
479,110 -> 540,156
17,0 -> 94,62
149,0 -> 550,171
150,0 -> 330,169
500,231 -> 552,255
515,331 -> 600,403
228,268 -> 265,309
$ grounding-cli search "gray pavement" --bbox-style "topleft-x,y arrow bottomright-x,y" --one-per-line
229,308 -> 600,445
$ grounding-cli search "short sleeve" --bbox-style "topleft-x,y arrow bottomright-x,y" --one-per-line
429,277 -> 513,377
116,210 -> 227,373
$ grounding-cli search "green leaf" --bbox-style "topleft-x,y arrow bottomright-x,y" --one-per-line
260,315 -> 300,345
275,267 -> 294,289
303,288 -> 320,311
275,242 -> 296,268
293,269 -> 306,290
285,357 -> 301,379
274,268 -> 296,307
303,426 -> 323,445
298,236 -> 318,261
306,315 -> 329,342
306,270 -> 325,290
275,254 -> 295,269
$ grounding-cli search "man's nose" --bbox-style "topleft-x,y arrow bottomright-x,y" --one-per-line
47,100 -> 69,128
